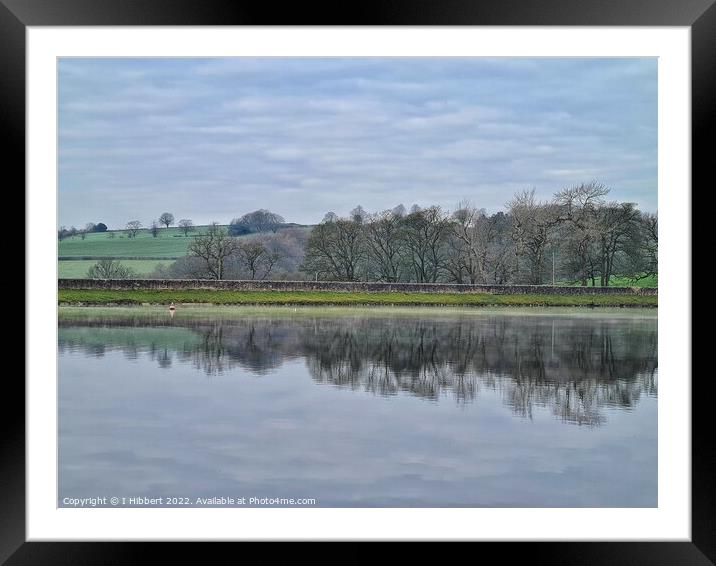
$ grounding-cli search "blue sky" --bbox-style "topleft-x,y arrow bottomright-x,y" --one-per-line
59,58 -> 657,228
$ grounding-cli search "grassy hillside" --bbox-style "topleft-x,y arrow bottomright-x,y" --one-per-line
59,225 -> 312,258
58,259 -> 173,279
58,226 -> 214,258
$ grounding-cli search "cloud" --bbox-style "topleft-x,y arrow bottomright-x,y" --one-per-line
58,58 -> 657,228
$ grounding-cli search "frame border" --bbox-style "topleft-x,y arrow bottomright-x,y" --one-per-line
7,0 -> 709,562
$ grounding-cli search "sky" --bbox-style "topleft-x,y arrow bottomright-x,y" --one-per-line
58,58 -> 657,229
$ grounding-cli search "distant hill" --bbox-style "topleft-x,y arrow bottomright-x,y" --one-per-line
58,223 -> 313,259
58,223 -> 314,278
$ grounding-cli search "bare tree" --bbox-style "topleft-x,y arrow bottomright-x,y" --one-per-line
618,211 -> 658,283
402,206 -> 451,283
159,212 -> 175,229
391,204 -> 407,218
150,220 -> 160,238
237,239 -> 283,280
554,182 -> 609,286
640,212 -> 658,278
448,202 -> 496,283
187,222 -> 240,280
595,201 -> 641,286
350,205 -> 368,224
86,259 -> 135,279
507,190 -> 562,284
365,210 -> 406,282
301,216 -> 366,281
178,218 -> 194,236
125,220 -> 142,238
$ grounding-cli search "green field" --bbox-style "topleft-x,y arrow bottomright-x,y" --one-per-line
58,224 -> 312,260
58,289 -> 657,308
58,226 -> 214,258
58,259 -> 172,279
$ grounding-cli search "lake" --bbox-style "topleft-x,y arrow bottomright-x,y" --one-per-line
58,306 -> 657,508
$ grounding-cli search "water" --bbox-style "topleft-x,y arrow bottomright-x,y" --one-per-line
58,306 -> 658,508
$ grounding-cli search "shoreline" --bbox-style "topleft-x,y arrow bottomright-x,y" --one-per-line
58,289 -> 658,308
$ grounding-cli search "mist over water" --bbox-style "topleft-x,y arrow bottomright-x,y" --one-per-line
59,307 -> 657,507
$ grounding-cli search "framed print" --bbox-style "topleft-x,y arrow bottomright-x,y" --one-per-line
7,0 -> 709,562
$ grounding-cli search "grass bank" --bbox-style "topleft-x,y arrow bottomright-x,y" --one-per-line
58,289 -> 657,307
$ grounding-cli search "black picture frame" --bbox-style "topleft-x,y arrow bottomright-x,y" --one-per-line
7,0 -> 707,562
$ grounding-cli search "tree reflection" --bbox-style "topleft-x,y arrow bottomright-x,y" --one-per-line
59,314 -> 657,426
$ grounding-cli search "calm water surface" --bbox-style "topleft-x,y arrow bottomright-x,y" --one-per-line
58,306 -> 657,507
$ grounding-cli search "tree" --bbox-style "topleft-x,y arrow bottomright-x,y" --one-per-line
237,239 -> 282,280
321,211 -> 338,224
507,190 -> 562,284
159,212 -> 175,228
301,216 -> 366,281
125,220 -> 142,238
594,202 -> 641,286
84,222 -> 96,233
230,209 -> 285,235
391,204 -> 407,218
639,212 -> 658,279
402,206 -> 451,283
94,222 -> 108,232
178,218 -> 194,236
86,259 -> 135,279
365,210 -> 406,282
187,222 -> 240,280
350,205 -> 367,224
618,212 -> 657,283
553,182 -> 609,286
150,220 -> 160,238
447,202 -> 496,284
487,212 -> 517,284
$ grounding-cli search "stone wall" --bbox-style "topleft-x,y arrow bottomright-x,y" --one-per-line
58,279 -> 658,296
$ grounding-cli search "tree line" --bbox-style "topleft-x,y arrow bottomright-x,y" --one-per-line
71,183 -> 657,286
301,183 -> 657,286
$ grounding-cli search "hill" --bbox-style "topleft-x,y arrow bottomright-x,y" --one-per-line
58,224 -> 313,278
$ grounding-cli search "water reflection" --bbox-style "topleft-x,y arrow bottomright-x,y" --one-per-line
59,312 -> 657,426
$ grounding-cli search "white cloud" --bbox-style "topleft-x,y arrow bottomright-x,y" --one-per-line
59,58 -> 657,227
